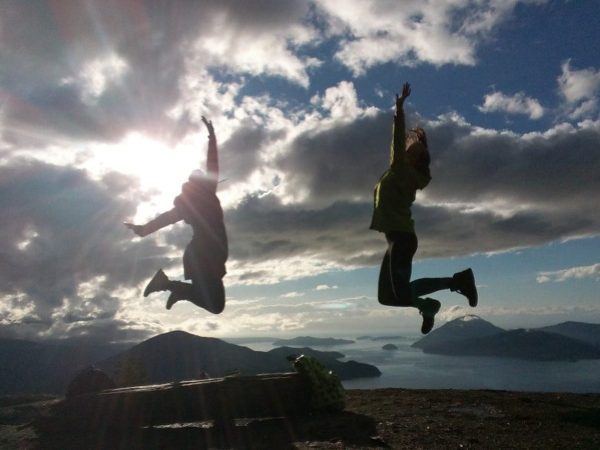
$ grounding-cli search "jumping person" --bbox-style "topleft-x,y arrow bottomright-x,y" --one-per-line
125,116 -> 228,314
370,83 -> 477,334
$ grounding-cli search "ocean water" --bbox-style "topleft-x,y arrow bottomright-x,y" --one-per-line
234,336 -> 600,393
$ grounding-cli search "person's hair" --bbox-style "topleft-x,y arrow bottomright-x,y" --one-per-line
405,127 -> 430,174
406,127 -> 428,149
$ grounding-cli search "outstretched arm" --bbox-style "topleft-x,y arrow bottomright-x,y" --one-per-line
390,82 -> 410,168
124,208 -> 182,237
202,116 -> 218,191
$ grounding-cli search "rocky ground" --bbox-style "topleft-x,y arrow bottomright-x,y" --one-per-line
1,388 -> 600,449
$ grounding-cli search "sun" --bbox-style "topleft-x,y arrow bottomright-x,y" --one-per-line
85,132 -> 201,220
117,132 -> 196,193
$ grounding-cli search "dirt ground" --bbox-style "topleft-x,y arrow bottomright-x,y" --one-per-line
2,388 -> 600,449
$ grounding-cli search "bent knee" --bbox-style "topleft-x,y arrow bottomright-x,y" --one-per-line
207,301 -> 225,315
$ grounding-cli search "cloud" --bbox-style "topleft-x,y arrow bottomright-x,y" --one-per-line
8,101 -> 593,335
558,61 -> 600,104
316,284 -> 338,290
536,263 -> 600,283
0,1 -> 319,147
311,81 -> 363,120
478,91 -> 544,119
558,61 -> 600,119
280,291 -> 305,298
3,1 -> 598,344
0,159 -> 174,340
315,0 -> 541,75
215,106 -> 600,285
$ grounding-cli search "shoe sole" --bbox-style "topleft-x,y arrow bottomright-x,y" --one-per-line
465,269 -> 478,307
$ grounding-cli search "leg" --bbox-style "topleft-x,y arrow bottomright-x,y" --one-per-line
386,232 -> 418,306
166,275 -> 225,314
378,251 -> 404,306
410,277 -> 453,299
168,242 -> 226,314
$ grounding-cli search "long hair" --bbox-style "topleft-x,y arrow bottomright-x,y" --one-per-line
406,127 -> 428,150
406,127 -> 430,174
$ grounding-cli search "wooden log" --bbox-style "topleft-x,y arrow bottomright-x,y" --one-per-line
55,372 -> 312,430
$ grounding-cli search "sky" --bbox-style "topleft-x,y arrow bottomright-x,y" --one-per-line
1,0 -> 599,343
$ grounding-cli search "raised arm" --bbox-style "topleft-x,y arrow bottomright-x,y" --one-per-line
390,82 -> 411,168
202,116 -> 218,191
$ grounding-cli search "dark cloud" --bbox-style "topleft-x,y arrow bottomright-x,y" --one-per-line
0,159 -> 173,339
0,0 -> 313,146
226,115 -> 600,271
277,113 -> 392,206
59,318 -> 158,343
219,122 -> 274,181
226,193 -> 379,266
426,122 -> 600,207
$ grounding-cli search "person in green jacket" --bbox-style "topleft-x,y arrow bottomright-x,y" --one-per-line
370,83 -> 477,334
125,116 -> 228,314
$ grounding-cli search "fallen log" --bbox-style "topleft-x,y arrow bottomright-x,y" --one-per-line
55,372 -> 312,430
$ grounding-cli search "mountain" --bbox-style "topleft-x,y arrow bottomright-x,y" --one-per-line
272,336 -> 355,346
413,317 -> 600,361
0,338 -> 133,395
96,331 -> 379,385
412,315 -> 504,350
537,321 -> 600,348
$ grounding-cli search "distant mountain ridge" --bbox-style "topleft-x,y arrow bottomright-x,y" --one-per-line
272,336 -> 354,346
413,316 -> 600,361
538,321 -> 600,348
0,331 -> 380,395
0,338 -> 133,395
413,315 -> 504,350
97,331 -> 379,384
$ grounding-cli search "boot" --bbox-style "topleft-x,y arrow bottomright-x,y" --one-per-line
414,297 -> 441,334
164,281 -> 194,310
143,269 -> 169,297
451,268 -> 478,307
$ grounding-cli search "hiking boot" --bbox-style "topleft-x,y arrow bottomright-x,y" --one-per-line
451,268 -> 478,307
414,298 -> 441,334
143,269 -> 169,297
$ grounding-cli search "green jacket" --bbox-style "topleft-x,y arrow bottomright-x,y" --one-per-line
370,110 -> 431,234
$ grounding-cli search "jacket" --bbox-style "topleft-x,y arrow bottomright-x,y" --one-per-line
370,110 -> 431,234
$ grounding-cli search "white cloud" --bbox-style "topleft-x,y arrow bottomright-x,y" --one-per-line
311,81 -> 362,120
189,3 -> 320,87
568,99 -> 598,119
558,61 -> 600,104
316,284 -> 338,290
315,0 -> 541,75
60,53 -> 129,105
536,263 -> 600,283
280,291 -> 305,298
478,91 -> 544,119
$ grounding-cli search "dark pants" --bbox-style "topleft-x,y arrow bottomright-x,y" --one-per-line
168,240 -> 226,314
378,231 -> 452,307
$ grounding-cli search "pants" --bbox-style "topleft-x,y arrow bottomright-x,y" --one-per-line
378,231 -> 452,307
168,240 -> 226,314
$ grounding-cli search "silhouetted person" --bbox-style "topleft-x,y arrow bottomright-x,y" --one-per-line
125,116 -> 227,314
370,83 -> 477,334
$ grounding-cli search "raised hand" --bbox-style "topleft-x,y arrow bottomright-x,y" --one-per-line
396,82 -> 411,110
201,116 -> 215,137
